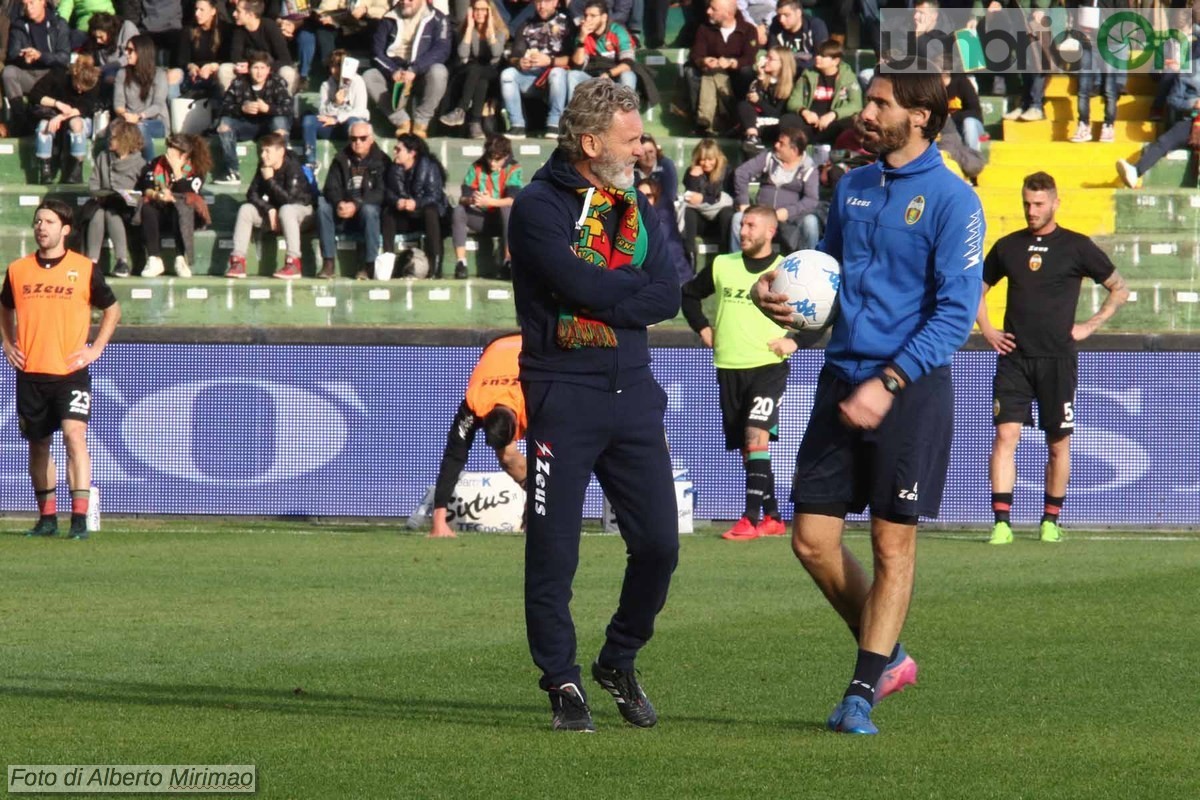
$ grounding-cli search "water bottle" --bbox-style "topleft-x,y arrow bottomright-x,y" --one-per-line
86,486 -> 101,532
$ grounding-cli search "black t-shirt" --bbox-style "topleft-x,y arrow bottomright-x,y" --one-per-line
982,226 -> 1115,356
809,72 -> 836,117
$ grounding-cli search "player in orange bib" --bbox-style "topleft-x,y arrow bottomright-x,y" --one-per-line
429,332 -> 527,538
0,201 -> 122,539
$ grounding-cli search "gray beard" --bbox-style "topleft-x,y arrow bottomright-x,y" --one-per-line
592,154 -> 634,190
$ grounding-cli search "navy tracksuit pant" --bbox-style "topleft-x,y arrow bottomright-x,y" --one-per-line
523,376 -> 680,692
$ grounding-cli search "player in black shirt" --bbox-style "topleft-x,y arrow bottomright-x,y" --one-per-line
976,172 -> 1129,545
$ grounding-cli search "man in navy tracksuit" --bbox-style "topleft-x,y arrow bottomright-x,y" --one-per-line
508,78 -> 681,733
756,66 -> 985,735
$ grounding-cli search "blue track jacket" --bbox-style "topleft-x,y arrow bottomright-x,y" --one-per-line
509,151 -> 682,390
819,142 -> 984,385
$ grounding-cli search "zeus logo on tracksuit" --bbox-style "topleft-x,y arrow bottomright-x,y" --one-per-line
533,441 -> 553,516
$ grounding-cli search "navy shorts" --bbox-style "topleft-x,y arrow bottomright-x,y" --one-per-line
716,361 -> 788,450
17,373 -> 92,441
993,354 -> 1077,436
790,365 -> 954,521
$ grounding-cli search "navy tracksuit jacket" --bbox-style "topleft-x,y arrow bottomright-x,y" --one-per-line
509,150 -> 682,692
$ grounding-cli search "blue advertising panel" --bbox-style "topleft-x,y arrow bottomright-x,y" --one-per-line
0,345 -> 1192,526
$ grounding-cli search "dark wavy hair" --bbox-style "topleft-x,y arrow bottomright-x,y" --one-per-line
124,34 -> 158,102
873,59 -> 948,142
397,133 -> 448,184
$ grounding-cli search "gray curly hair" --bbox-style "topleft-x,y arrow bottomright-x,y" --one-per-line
557,78 -> 641,161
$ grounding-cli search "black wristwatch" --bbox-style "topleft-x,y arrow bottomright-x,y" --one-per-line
880,374 -> 903,395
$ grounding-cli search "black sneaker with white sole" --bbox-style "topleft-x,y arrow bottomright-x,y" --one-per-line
548,682 -> 596,732
591,661 -> 657,728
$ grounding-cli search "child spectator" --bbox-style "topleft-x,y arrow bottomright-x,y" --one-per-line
82,118 -> 146,278
135,132 -> 213,278
30,53 -> 102,184
439,0 -> 509,140
680,138 -> 734,270
114,34 -> 170,161
214,49 -> 293,184
227,132 -> 316,280
301,49 -> 369,169
450,133 -> 521,279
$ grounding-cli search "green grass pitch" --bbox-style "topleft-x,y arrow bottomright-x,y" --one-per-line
0,520 -> 1196,799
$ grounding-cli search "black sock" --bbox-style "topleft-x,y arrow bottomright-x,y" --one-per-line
744,458 -> 772,524
1042,494 -> 1064,524
761,463 -> 778,520
844,648 -> 890,704
992,492 -> 1013,524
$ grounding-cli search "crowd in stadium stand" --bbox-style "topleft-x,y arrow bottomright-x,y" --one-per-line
0,0 -> 1191,279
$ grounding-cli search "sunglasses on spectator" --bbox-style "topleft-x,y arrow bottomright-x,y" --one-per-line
350,135 -> 371,141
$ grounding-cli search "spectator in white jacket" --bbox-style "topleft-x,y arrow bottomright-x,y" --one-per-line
300,49 -> 370,168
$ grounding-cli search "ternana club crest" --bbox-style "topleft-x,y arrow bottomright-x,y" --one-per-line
904,195 -> 925,225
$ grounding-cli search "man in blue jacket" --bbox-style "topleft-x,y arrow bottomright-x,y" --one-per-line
508,78 -> 681,733
754,64 -> 985,735
362,0 -> 451,138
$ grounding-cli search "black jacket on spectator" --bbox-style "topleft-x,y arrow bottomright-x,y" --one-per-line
944,73 -> 982,125
177,19 -> 234,67
29,69 -> 103,120
7,10 -> 72,69
247,149 -> 314,215
324,143 -> 389,208
683,168 -> 728,206
230,18 -> 293,66
766,13 -> 828,72
219,72 -> 293,124
386,156 -> 449,215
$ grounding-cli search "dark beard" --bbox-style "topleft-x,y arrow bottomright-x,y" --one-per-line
854,115 -> 909,155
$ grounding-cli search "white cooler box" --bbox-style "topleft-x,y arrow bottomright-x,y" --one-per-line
170,97 -> 213,134
407,471 -> 526,533
602,469 -> 694,534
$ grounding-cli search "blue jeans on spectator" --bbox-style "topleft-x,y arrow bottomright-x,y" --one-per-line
301,115 -> 365,164
35,117 -> 92,159
137,118 -> 168,161
960,116 -> 984,152
317,196 -> 381,264
297,27 -> 316,79
218,115 -> 291,172
500,66 -> 567,129
730,208 -> 820,253
1077,43 -> 1122,125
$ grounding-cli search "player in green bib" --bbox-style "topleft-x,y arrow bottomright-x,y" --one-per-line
682,205 -> 806,540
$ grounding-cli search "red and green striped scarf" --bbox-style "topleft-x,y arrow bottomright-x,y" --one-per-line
556,185 -> 646,349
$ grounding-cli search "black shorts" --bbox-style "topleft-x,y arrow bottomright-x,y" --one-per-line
993,354 -> 1077,436
790,365 -> 954,521
17,373 -> 92,441
716,361 -> 788,450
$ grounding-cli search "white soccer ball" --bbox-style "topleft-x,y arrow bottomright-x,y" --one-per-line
770,249 -> 841,331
